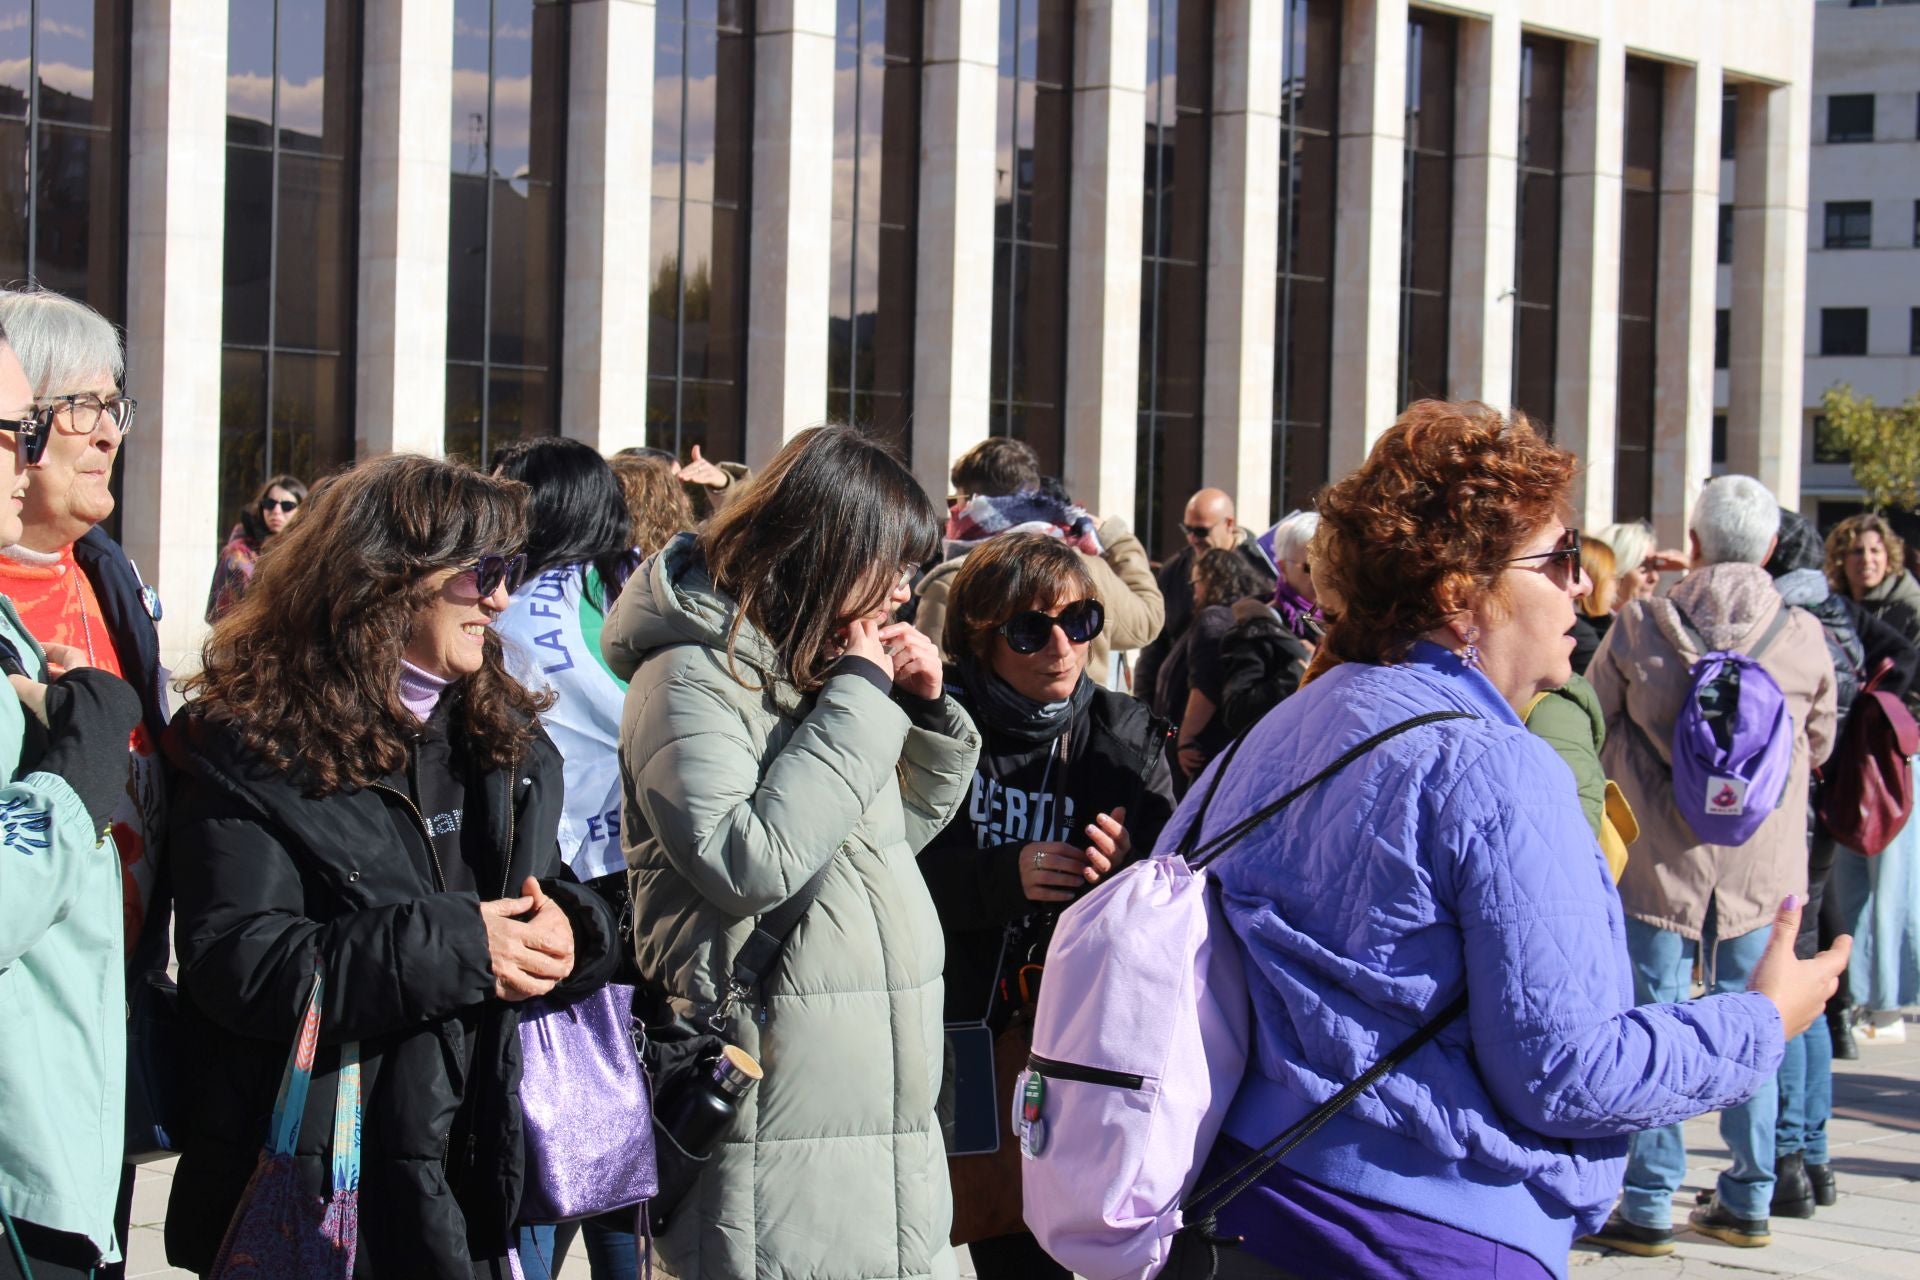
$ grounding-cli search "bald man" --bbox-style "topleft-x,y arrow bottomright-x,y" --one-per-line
1134,488 -> 1277,706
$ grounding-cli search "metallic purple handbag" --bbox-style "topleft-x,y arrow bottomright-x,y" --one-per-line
516,982 -> 659,1224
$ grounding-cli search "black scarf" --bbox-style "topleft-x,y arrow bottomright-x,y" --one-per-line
953,655 -> 1096,746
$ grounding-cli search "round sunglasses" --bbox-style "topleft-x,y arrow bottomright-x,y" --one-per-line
997,599 -> 1106,654
470,552 -> 527,597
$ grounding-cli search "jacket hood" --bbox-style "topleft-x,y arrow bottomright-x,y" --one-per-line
1773,566 -> 1831,608
1766,508 -> 1824,578
1658,561 -> 1783,653
612,532 -> 783,680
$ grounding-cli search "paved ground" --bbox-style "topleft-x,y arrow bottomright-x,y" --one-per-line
124,1029 -> 1920,1279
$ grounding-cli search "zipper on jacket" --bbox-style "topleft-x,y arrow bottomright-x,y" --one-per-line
502,748 -> 519,898
1026,1053 -> 1146,1090
371,782 -> 447,893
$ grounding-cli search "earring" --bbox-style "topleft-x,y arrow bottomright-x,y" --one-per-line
1460,627 -> 1482,671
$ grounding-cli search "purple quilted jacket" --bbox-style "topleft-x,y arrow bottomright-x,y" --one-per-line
1191,642 -> 1785,1277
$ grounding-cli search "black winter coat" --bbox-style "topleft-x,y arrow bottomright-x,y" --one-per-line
163,701 -> 618,1278
1218,602 -> 1313,737
918,677 -> 1175,1026
1133,537 -> 1276,704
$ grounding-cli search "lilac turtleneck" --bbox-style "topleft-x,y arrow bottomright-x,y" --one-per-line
399,660 -> 451,722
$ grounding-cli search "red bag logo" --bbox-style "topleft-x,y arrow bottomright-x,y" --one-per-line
1706,776 -> 1749,816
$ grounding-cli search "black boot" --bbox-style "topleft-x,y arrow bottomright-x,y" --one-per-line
1689,1192 -> 1771,1247
1830,1007 -> 1859,1060
1771,1152 -> 1815,1218
1807,1161 -> 1837,1207
1584,1209 -> 1676,1257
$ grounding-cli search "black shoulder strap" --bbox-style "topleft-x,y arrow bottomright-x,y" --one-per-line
724,856 -> 835,1025
1188,712 -> 1474,871
1176,732 -> 1254,859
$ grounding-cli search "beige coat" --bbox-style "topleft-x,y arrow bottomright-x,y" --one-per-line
1589,562 -> 1836,943
912,516 -> 1164,687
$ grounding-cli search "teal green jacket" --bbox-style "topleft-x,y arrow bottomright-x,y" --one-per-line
0,597 -> 125,1263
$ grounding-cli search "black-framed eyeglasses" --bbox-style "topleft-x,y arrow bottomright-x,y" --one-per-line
471,553 -> 527,597
1506,528 -> 1582,587
998,599 -> 1105,655
0,414 -> 50,466
260,497 -> 300,514
33,393 -> 136,440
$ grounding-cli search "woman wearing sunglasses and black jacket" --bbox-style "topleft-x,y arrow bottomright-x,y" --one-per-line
918,531 -> 1177,1279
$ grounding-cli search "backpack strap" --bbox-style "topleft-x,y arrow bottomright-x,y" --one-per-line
718,856 -> 835,1028
1745,604 -> 1793,663
1176,732 -> 1255,859
1670,598 -> 1791,662
1188,711 -> 1475,872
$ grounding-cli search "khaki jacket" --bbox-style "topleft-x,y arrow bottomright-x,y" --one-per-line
912,517 -> 1164,688
1589,563 -> 1837,942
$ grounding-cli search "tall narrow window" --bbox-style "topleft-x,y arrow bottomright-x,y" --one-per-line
1511,33 -> 1564,428
446,0 -> 568,462
0,0 -> 130,323
649,1 -> 753,461
988,0 -> 1073,478
827,0 -> 920,451
1614,57 -> 1663,521
1398,10 -> 1456,408
1272,0 -> 1340,516
1137,0 -> 1212,558
220,1 -> 360,540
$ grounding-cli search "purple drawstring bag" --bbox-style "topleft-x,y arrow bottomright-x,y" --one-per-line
208,970 -> 360,1280
516,982 -> 659,1224
1666,603 -> 1796,847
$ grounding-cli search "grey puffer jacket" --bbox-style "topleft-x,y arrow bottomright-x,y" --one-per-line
603,535 -> 981,1280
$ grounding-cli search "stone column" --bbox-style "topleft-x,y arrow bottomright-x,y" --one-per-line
561,0 -> 655,452
745,0 -> 836,464
1203,0 -> 1281,520
1554,33 -> 1624,527
911,0 -> 998,501
1326,0 -> 1407,478
1651,59 -> 1721,548
123,0 -> 228,669
356,0 -> 454,456
1447,7 -> 1519,405
1727,71 -> 1811,502
1061,0 -> 1147,521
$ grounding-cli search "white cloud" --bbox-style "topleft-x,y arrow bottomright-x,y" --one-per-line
0,57 -> 91,100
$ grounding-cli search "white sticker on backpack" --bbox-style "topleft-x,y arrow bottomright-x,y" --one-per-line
1706,776 -> 1749,816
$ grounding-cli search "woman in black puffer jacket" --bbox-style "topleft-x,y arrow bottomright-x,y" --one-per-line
165,456 -> 618,1279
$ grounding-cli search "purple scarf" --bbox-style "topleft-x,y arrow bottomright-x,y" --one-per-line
399,661 -> 451,722
1272,577 -> 1323,639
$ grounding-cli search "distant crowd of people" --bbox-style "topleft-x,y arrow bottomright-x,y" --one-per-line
0,279 -> 1908,1280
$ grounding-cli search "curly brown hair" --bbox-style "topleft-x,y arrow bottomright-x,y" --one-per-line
1192,547 -> 1264,609
183,454 -> 552,795
611,452 -> 696,556
943,532 -> 1095,664
1311,400 -> 1574,667
1824,512 -> 1907,598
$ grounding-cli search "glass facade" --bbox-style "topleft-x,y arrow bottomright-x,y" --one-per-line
1397,9 -> 1455,409
988,0 -> 1073,478
1511,33 -> 1564,429
0,0 -> 129,323
221,0 -> 359,539
1272,0 -> 1340,517
1614,56 -> 1664,521
827,0 -> 920,451
649,0 -> 753,461
445,0 -> 568,462
1137,0 -> 1212,559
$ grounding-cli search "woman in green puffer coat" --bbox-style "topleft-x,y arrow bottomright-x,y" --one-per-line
604,426 -> 982,1280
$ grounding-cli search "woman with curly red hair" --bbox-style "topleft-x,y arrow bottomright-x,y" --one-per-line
1173,402 -> 1848,1279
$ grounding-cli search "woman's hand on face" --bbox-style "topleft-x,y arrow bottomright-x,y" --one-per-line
477,881 -> 576,1002
1082,806 -> 1130,875
1749,895 -> 1852,1040
1019,841 -> 1098,903
880,623 -> 942,700
839,617 -> 896,682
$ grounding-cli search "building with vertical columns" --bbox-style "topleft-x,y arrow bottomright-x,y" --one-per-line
0,0 -> 1811,668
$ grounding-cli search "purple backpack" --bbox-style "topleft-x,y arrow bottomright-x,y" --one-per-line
1020,714 -> 1470,1280
1665,602 -> 1796,847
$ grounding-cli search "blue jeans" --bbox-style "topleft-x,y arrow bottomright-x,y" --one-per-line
582,1214 -> 640,1277
1620,917 -> 1779,1227
1776,1023 -> 1832,1165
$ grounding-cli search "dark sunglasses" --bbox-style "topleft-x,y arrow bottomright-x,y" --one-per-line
1506,528 -> 1582,586
471,552 -> 527,596
260,497 -> 300,514
1182,523 -> 1219,541
0,415 -> 49,466
998,599 -> 1106,654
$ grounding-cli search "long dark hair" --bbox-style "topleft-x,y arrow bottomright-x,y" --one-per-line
185,454 -> 550,795
489,437 -> 636,603
701,425 -> 940,692
237,473 -> 308,545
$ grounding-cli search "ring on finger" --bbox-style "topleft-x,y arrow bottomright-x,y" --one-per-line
1032,850 -> 1045,870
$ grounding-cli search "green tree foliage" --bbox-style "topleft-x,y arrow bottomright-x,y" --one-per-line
1821,383 -> 1920,513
